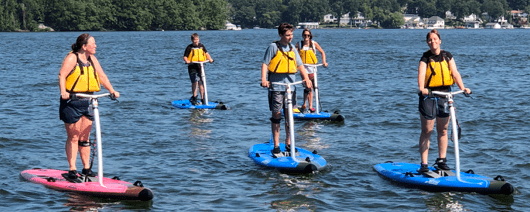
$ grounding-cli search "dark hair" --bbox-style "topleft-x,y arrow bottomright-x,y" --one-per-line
71,33 -> 92,53
191,33 -> 199,40
426,29 -> 440,40
278,23 -> 294,36
302,28 -> 313,39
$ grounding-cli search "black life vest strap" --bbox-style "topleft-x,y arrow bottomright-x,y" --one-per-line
274,41 -> 294,61
426,51 -> 450,88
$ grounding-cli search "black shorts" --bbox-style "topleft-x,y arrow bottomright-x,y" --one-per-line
59,97 -> 94,123
418,94 -> 449,120
188,64 -> 202,83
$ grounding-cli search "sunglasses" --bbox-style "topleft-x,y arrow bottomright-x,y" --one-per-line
303,34 -> 311,37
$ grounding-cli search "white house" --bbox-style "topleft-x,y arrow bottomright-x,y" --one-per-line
339,12 -> 350,25
485,22 -> 501,29
462,14 -> 477,22
501,22 -> 514,29
402,14 -> 423,29
323,13 -> 352,25
426,16 -> 444,29
324,14 -> 336,23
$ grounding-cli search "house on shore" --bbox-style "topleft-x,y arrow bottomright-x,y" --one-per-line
426,16 -> 444,29
485,22 -> 501,29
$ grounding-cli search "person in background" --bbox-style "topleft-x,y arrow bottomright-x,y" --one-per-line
183,33 -> 214,105
295,29 -> 328,113
417,29 -> 471,173
59,33 -> 120,181
261,23 -> 312,154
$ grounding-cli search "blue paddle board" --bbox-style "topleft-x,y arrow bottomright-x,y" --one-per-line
171,99 -> 228,110
248,142 -> 327,173
292,110 -> 344,121
374,162 -> 514,195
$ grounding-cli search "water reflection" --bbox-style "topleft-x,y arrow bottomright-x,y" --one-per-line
298,121 -> 329,151
268,173 -> 325,211
424,192 -> 466,212
187,109 -> 213,139
63,192 -> 152,211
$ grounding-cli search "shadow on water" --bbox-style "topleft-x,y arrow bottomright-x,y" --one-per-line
63,192 -> 152,212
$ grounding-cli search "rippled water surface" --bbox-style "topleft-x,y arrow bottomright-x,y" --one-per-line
1,29 -> 529,211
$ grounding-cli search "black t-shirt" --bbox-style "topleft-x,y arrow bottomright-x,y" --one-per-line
420,50 -> 453,63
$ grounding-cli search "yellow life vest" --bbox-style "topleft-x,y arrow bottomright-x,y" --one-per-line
65,53 -> 101,93
268,41 -> 297,74
188,47 -> 206,62
299,41 -> 318,64
425,53 -> 454,88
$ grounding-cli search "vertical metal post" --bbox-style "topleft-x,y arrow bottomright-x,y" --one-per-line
286,85 -> 297,160
449,97 -> 462,181
200,62 -> 208,105
92,98 -> 105,187
313,67 -> 320,114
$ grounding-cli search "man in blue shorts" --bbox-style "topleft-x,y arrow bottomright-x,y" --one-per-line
260,23 -> 312,154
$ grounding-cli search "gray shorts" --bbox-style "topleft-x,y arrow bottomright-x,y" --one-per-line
268,91 -> 297,113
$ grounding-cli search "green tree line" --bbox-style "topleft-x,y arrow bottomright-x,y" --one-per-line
2,0 -> 529,31
0,0 -> 228,31
228,0 -> 530,28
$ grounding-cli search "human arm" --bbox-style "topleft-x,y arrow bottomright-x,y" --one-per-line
418,61 -> 429,96
298,65 -> 312,89
261,63 -> 270,88
314,42 -> 328,67
448,58 -> 471,94
91,56 -> 120,98
206,53 -> 214,63
58,53 -> 78,99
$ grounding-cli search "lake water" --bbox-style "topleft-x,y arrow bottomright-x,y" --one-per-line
1,29 -> 529,211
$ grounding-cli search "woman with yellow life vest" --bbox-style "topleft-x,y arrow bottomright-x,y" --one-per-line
295,29 -> 328,113
417,29 -> 471,173
58,33 -> 120,180
183,33 -> 214,105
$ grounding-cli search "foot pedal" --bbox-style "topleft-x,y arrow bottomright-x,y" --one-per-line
61,173 -> 83,183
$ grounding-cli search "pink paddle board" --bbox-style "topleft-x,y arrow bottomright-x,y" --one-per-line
20,168 -> 153,201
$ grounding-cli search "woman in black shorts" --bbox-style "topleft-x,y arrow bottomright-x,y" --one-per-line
58,33 -> 120,180
417,29 -> 471,173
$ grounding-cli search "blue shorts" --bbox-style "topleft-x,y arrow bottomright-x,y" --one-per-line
59,97 -> 94,124
268,91 -> 297,113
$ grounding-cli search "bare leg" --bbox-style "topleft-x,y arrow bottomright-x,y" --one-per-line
198,82 -> 205,103
419,116 -> 435,164
272,111 -> 281,147
284,109 -> 290,146
307,89 -> 314,110
78,116 -> 93,170
191,82 -> 198,97
436,117 -> 450,159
